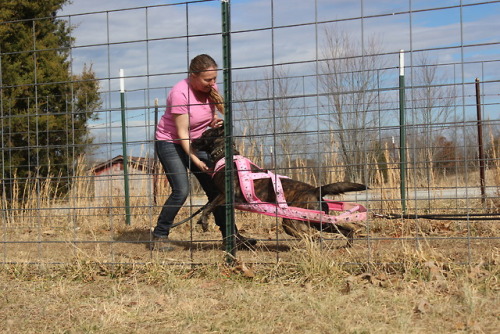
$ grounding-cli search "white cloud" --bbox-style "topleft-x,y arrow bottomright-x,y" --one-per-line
61,1 -> 499,79
58,0 -> 499,160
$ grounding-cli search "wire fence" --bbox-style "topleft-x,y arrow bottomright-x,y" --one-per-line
1,0 -> 499,266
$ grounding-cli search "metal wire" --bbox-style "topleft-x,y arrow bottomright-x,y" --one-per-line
1,0 -> 498,266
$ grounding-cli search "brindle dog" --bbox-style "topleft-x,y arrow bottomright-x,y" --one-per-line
192,126 -> 368,244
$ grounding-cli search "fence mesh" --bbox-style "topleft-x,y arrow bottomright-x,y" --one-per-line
1,0 -> 499,266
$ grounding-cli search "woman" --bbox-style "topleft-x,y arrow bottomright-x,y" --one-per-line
152,54 -> 256,251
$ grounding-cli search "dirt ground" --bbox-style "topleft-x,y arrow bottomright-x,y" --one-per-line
1,209 -> 499,333
2,208 -> 498,267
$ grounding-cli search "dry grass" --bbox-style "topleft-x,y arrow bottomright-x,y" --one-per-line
1,205 -> 499,333
1,238 -> 498,333
1,139 -> 499,333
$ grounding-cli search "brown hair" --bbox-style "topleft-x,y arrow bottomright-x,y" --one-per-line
190,54 -> 224,114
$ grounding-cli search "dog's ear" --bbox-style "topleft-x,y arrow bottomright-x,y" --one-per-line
192,125 -> 226,149
191,132 -> 208,150
192,126 -> 218,151
214,125 -> 224,137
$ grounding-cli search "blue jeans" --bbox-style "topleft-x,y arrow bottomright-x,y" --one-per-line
153,140 -> 228,238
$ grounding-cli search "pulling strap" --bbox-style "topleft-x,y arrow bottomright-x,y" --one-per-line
213,156 -> 367,225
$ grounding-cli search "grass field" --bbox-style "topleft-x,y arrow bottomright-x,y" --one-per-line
1,210 -> 498,333
1,242 -> 498,333
1,150 -> 499,333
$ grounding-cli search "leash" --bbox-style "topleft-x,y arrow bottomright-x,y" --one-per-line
171,202 -> 209,228
373,212 -> 500,221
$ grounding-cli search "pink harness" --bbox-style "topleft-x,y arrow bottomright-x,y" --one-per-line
213,155 -> 367,225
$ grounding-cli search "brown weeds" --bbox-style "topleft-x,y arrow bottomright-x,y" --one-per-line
1,143 -> 499,332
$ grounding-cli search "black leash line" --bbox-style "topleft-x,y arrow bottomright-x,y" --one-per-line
171,202 -> 209,228
373,212 -> 500,221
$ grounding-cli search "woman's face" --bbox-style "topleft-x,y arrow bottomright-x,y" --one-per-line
189,67 -> 217,93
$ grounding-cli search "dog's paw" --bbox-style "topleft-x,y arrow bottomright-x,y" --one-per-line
196,217 -> 209,232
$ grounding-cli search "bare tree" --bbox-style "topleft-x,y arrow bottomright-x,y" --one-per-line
233,66 -> 306,176
408,53 -> 459,179
410,53 -> 457,128
261,66 -> 306,171
232,79 -> 269,167
318,28 -> 388,182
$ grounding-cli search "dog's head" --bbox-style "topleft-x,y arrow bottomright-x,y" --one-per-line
192,126 -> 224,152
192,125 -> 234,162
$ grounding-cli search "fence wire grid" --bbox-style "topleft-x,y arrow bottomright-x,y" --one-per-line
1,0 -> 499,266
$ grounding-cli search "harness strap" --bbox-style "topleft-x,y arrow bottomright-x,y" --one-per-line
212,155 -> 367,225
236,200 -> 367,224
234,155 -> 289,208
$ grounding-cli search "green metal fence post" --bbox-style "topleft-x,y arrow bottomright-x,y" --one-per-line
398,50 -> 407,215
475,78 -> 486,206
119,69 -> 131,225
221,0 -> 236,261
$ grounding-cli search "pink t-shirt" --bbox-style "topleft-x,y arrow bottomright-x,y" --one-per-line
155,78 -> 217,142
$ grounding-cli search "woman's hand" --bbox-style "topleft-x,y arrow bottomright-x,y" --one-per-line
193,158 -> 211,173
210,116 -> 223,128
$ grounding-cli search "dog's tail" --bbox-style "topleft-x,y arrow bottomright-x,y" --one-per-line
314,182 -> 368,196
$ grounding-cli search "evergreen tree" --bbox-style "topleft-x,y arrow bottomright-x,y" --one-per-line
0,0 -> 101,198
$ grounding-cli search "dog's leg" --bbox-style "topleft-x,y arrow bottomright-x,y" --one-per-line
333,222 -> 365,248
197,194 -> 226,232
282,219 -> 322,240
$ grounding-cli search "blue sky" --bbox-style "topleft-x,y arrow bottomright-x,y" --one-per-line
57,0 -> 500,159
60,0 -> 500,84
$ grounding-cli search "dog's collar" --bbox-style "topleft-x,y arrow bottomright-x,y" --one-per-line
210,147 -> 225,162
210,145 -> 239,163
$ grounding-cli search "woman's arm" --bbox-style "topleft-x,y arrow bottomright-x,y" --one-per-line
174,113 -> 210,172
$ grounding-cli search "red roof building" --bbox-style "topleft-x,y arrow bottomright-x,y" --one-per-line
91,155 -> 163,202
